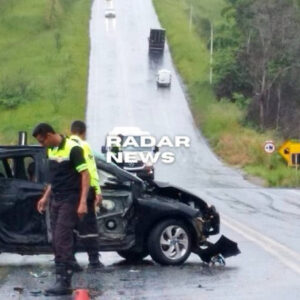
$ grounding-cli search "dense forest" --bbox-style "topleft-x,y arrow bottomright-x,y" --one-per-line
213,0 -> 300,138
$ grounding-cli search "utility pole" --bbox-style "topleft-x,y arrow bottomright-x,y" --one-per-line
296,154 -> 299,185
209,22 -> 214,85
189,4 -> 193,32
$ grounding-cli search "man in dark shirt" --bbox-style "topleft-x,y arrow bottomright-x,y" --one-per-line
33,123 -> 90,296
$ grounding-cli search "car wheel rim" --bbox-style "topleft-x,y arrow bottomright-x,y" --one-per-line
160,225 -> 189,260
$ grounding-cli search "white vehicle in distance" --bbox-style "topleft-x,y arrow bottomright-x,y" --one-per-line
102,126 -> 158,181
105,8 -> 116,18
157,69 -> 172,87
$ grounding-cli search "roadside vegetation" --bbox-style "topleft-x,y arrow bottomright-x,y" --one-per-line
0,0 -> 90,144
153,0 -> 300,187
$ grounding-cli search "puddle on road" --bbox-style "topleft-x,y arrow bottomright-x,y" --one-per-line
0,258 -> 239,299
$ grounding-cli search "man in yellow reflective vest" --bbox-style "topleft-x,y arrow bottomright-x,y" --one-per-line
33,123 -> 90,296
70,120 -> 103,269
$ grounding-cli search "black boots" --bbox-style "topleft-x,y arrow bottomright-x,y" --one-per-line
71,256 -> 83,272
45,264 -> 73,296
88,253 -> 104,269
70,253 -> 103,272
71,260 -> 84,272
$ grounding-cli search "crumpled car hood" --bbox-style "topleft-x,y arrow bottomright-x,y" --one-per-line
149,180 -> 209,212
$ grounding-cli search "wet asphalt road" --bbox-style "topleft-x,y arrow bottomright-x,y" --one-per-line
1,0 -> 300,299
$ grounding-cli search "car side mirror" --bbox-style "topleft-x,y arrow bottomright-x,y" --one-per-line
101,146 -> 107,154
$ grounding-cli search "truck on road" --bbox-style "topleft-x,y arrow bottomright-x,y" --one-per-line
148,29 -> 166,52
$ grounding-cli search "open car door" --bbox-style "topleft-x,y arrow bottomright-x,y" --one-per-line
83,157 -> 144,251
0,148 -> 48,248
94,169 -> 135,250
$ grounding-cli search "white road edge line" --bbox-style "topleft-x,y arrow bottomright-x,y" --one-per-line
221,214 -> 300,275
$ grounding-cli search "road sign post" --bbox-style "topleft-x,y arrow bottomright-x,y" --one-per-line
264,141 -> 275,154
296,152 -> 298,185
278,140 -> 300,167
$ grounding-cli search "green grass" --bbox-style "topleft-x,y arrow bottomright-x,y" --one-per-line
0,0 -> 91,144
153,0 -> 299,187
0,0 -> 297,186
245,159 -> 300,187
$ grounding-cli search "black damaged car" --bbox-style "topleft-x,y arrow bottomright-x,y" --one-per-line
0,145 -> 240,265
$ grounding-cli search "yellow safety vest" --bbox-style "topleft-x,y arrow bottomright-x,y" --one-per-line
70,135 -> 101,195
47,137 -> 88,195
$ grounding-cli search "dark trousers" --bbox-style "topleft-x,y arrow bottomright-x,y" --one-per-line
50,198 -> 78,265
76,188 -> 99,257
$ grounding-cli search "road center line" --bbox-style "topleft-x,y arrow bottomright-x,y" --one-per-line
221,214 -> 300,275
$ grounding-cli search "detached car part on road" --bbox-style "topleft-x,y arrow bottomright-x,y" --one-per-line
0,145 -> 240,265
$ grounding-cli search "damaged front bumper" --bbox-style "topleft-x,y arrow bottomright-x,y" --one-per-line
193,206 -> 241,264
194,235 -> 241,264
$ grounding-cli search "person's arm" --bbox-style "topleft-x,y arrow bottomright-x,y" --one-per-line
94,194 -> 103,210
85,143 -> 103,207
37,184 -> 51,214
91,167 -> 102,208
70,145 -> 90,218
77,170 -> 90,218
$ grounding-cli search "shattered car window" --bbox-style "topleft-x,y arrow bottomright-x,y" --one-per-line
0,156 -> 35,181
0,160 -> 6,178
98,169 -> 120,186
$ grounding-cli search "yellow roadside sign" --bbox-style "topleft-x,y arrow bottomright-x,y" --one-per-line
278,140 -> 300,166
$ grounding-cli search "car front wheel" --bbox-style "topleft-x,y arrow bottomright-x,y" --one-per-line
148,219 -> 191,265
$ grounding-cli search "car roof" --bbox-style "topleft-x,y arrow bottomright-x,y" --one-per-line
108,126 -> 150,136
158,69 -> 171,74
150,28 -> 166,32
0,145 -> 44,155
0,145 -> 42,150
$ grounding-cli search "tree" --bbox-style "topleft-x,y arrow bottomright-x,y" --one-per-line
214,0 -> 300,134
243,0 -> 300,129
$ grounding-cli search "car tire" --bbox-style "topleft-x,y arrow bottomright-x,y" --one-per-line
148,219 -> 191,265
117,250 -> 148,262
